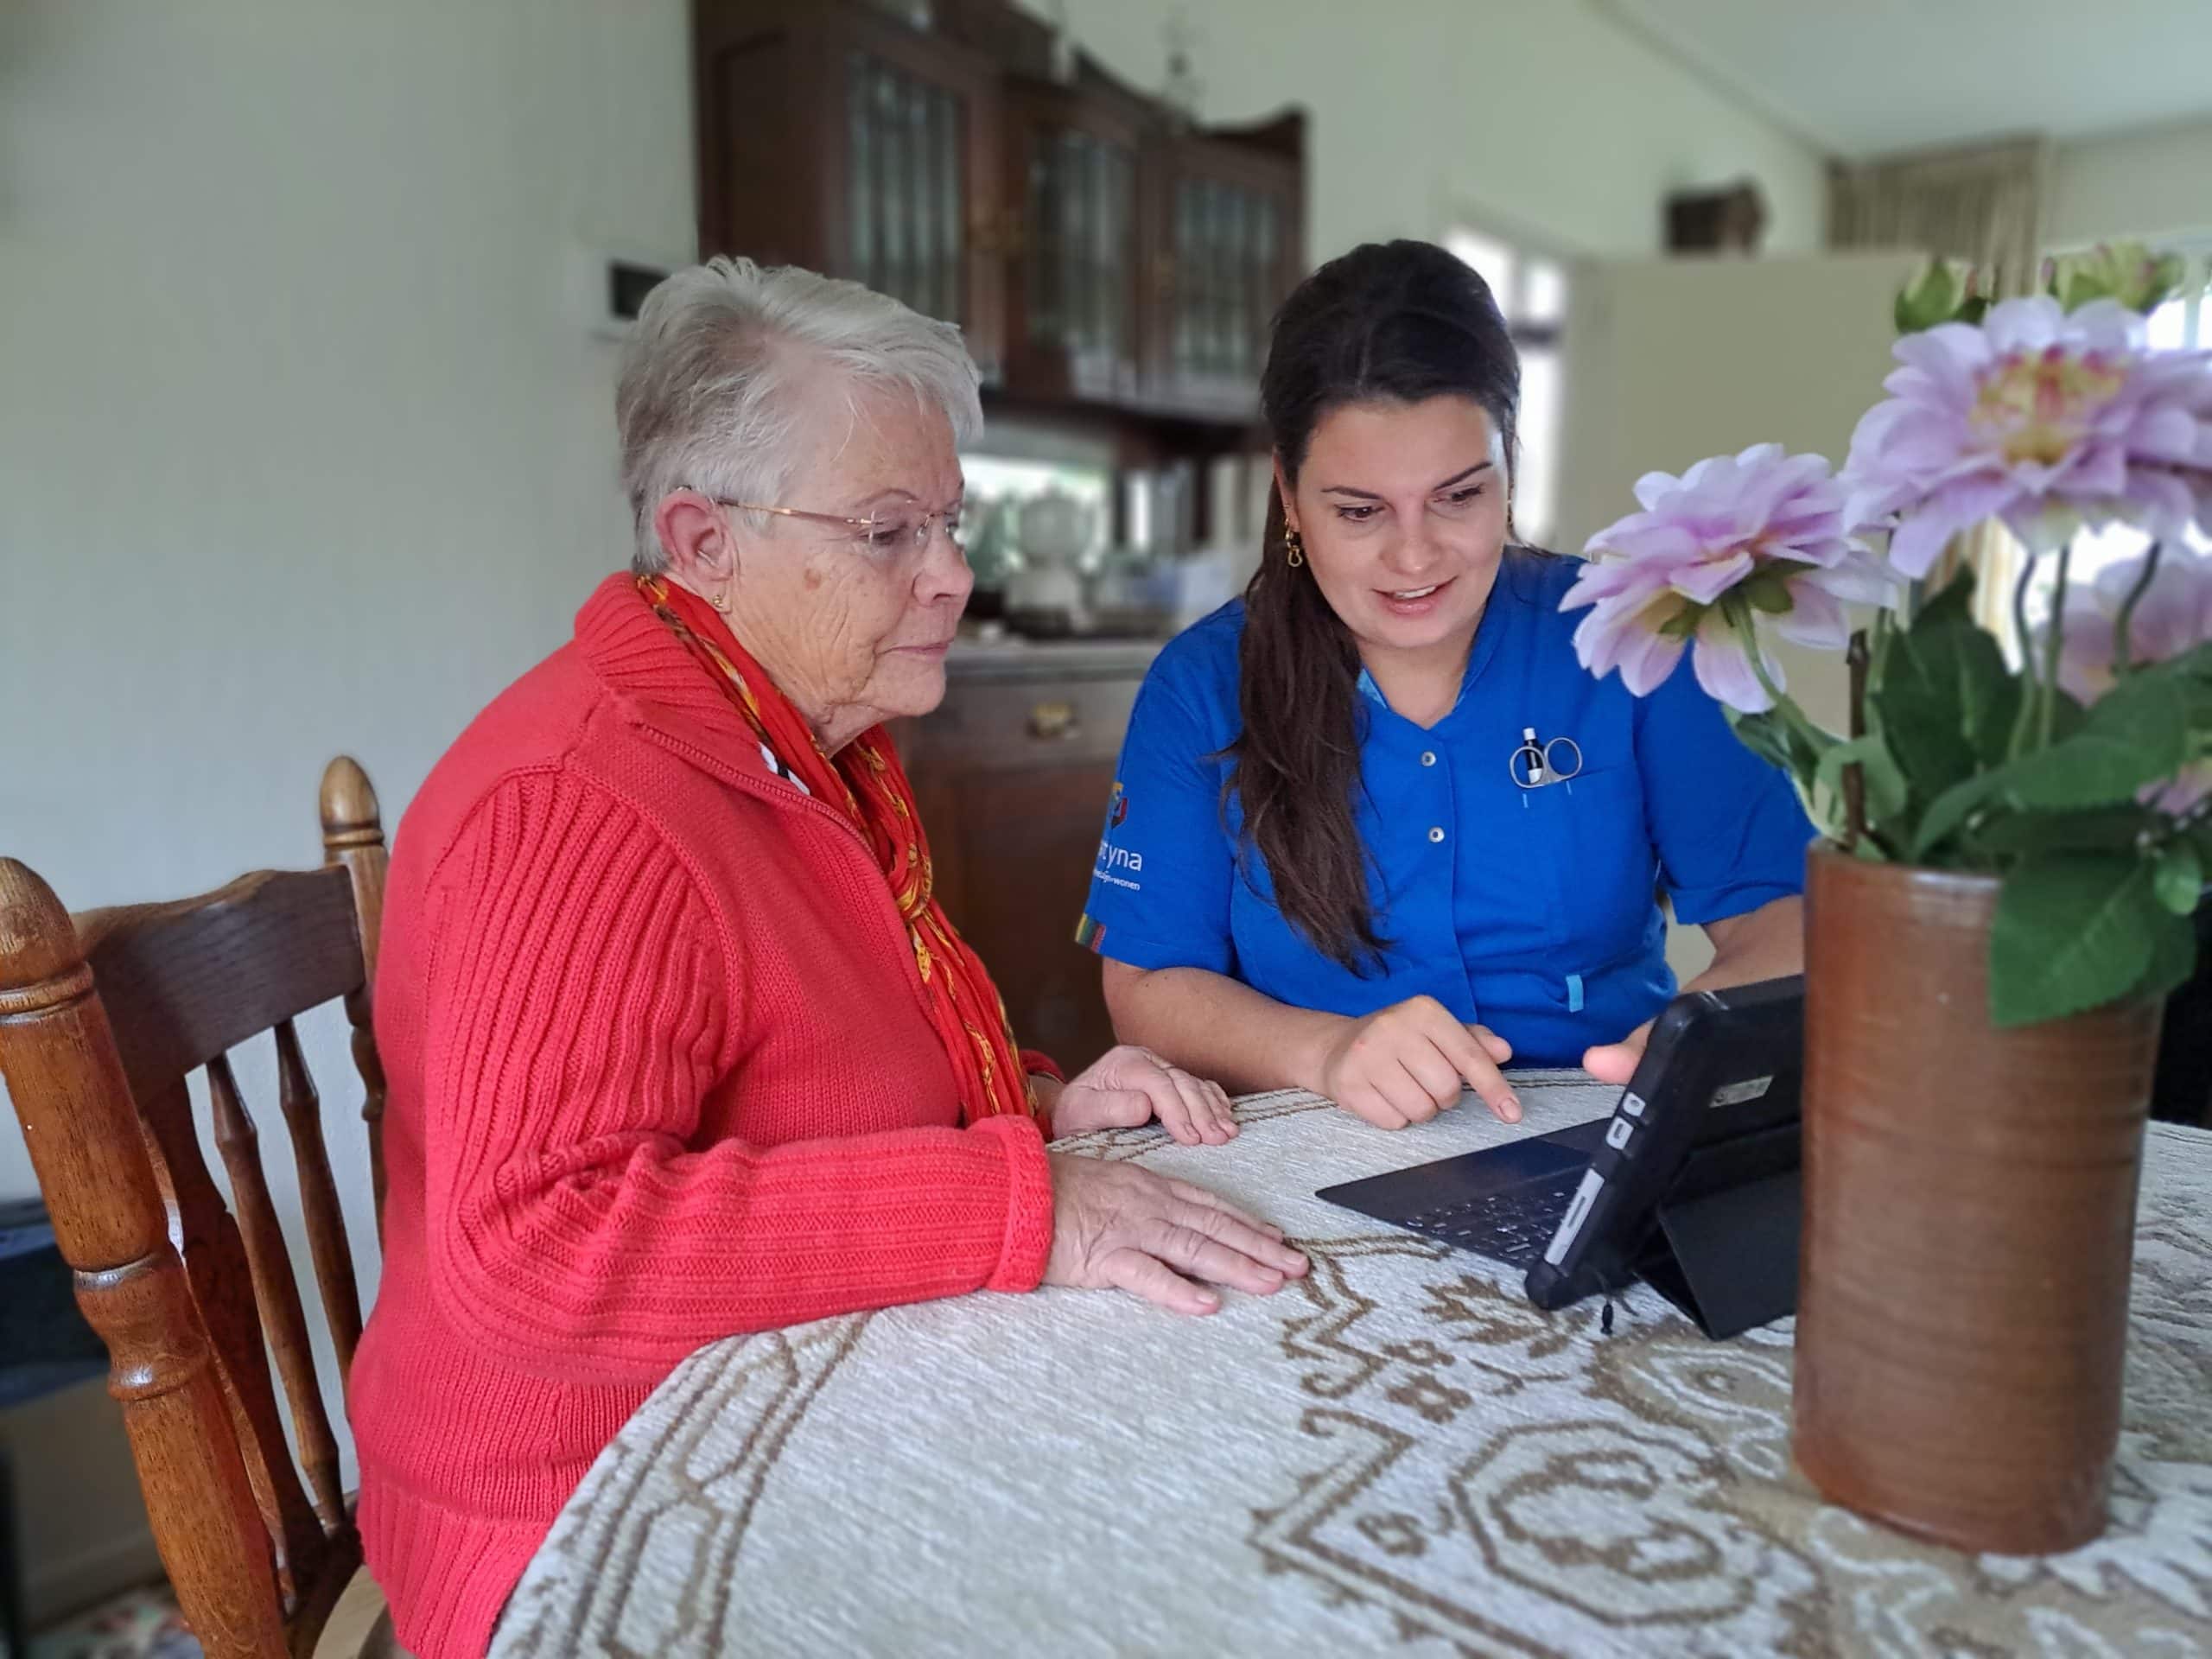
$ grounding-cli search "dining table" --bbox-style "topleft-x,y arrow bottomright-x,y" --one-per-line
489,1073 -> 2212,1659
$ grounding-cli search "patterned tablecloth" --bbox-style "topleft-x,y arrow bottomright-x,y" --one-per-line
492,1075 -> 2212,1659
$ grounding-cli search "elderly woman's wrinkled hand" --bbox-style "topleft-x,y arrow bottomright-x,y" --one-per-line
1043,1155 -> 1307,1315
1051,1045 -> 1239,1146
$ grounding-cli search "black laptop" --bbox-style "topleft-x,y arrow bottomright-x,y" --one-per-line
1316,976 -> 1804,1339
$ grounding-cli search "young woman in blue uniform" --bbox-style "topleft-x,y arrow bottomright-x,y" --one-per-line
1077,241 -> 1809,1134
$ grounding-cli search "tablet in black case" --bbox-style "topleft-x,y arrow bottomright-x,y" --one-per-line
1316,976 -> 1804,1339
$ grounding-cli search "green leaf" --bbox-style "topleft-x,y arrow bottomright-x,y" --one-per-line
1814,732 -> 1909,824
1912,769 -> 2011,861
1990,853 -> 2166,1026
1728,707 -> 1797,775
2005,672 -> 2191,809
1876,595 -> 2021,795
2164,640 -> 2212,682
1916,675 -> 2183,861
1727,705 -> 1828,780
2156,840 -> 2204,915
1895,262 -> 1967,334
1967,804 -> 2158,859
2050,242 -> 2192,315
1746,582 -> 1794,615
2046,685 -> 2089,743
1911,568 -> 1978,632
2137,910 -> 2201,1005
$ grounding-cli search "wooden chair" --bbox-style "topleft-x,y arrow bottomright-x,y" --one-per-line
0,758 -> 399,1659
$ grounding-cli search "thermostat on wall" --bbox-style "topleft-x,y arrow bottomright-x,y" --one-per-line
607,260 -> 668,322
573,244 -> 682,340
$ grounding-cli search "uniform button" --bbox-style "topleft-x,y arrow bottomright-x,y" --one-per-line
1421,750 -> 1437,766
1427,826 -> 1446,843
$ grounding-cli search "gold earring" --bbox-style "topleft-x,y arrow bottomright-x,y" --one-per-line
1284,525 -> 1306,569
709,586 -> 733,613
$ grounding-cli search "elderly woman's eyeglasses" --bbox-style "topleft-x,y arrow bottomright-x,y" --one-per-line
702,494 -> 963,555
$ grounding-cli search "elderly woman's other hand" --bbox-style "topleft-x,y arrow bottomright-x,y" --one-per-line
1044,1156 -> 1307,1315
1050,1045 -> 1239,1146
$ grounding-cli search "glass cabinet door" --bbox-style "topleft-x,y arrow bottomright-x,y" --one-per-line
834,29 -> 1002,381
1140,128 -> 1300,418
845,51 -> 966,327
1164,169 -> 1287,403
1004,90 -> 1142,403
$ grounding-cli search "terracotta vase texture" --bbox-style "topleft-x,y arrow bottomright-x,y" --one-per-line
1794,844 -> 2159,1554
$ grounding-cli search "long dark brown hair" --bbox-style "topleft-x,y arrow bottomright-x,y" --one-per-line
1228,239 -> 1522,970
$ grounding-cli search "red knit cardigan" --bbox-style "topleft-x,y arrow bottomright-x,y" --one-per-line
349,575 -> 1055,1657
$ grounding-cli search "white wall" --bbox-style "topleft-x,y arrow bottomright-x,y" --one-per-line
1555,251 -> 1926,577
0,0 -> 691,1195
0,0 -> 692,1616
1554,250 -> 1926,984
1033,0 -> 1828,262
2050,118 -> 2212,247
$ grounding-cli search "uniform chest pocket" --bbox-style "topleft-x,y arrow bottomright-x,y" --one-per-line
1516,765 -> 1655,953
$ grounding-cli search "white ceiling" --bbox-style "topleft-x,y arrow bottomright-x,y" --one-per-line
1597,0 -> 2212,157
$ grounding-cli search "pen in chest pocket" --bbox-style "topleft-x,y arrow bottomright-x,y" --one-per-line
1512,727 -> 1585,791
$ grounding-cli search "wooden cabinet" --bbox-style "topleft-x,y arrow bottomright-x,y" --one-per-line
1147,120 -> 1306,420
695,0 -> 1006,379
693,0 -> 1305,423
894,645 -> 1158,1076
1001,77 -> 1147,404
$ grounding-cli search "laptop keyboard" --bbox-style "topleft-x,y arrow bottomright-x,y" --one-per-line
1401,1172 -> 1586,1268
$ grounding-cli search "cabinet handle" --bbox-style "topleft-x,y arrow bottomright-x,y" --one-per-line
1027,699 -> 1080,741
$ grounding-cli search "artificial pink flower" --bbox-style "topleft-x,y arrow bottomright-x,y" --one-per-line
2037,540 -> 2212,811
1843,296 -> 2212,578
2044,540 -> 2212,704
1562,443 -> 1892,713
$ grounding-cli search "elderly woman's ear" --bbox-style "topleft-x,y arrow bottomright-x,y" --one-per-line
654,491 -> 740,612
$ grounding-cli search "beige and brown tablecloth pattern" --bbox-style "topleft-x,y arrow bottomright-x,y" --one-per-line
491,1075 -> 2212,1659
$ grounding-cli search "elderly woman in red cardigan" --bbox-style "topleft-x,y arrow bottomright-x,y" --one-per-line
348,258 -> 1308,1657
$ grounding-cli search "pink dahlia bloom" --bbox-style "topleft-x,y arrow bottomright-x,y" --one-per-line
1843,296 -> 2212,578
1562,443 -> 1892,713
2038,540 -> 2212,811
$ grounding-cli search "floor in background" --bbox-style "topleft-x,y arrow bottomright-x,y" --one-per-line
25,1584 -> 197,1659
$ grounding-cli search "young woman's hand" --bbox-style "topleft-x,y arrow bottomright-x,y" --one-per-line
1306,997 -> 1521,1128
1582,1021 -> 1651,1086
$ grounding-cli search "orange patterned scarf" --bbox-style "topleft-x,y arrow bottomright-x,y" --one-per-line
637,576 -> 1052,1122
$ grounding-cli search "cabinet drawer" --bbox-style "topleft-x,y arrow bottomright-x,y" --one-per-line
910,675 -> 1143,772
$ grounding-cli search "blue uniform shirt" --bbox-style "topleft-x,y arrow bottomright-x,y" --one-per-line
1076,550 -> 1813,1066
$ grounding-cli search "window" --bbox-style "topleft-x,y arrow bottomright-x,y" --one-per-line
2035,274 -> 2212,617
1445,227 -> 1568,546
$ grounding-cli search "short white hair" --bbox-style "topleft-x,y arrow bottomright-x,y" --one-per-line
616,257 -> 984,574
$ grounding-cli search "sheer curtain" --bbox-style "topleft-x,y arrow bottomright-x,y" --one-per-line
1829,137 -> 2053,647
1829,136 -> 2050,294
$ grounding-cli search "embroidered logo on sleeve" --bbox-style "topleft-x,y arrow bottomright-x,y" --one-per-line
1094,837 -> 1143,890
1093,779 -> 1144,891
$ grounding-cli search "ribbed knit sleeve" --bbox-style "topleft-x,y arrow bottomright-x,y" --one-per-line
417,768 -> 1055,1382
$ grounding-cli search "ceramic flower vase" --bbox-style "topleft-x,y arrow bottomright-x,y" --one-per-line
1792,844 -> 2161,1554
